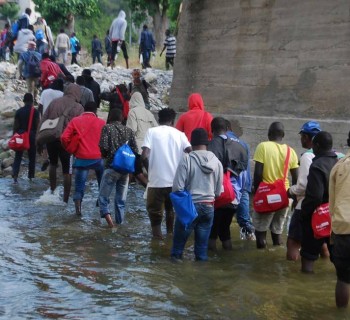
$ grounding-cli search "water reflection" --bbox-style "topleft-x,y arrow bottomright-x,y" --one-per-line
0,177 -> 349,319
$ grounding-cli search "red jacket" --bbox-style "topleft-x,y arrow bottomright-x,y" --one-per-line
40,58 -> 63,88
175,93 -> 213,141
61,112 -> 105,159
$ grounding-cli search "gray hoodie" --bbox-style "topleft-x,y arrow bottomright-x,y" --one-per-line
109,10 -> 127,41
172,150 -> 223,203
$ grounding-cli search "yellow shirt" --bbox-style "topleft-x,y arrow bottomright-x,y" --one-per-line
253,141 -> 299,189
329,152 -> 350,234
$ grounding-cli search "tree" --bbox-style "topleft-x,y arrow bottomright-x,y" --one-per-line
34,0 -> 99,34
0,2 -> 20,22
129,0 -> 170,48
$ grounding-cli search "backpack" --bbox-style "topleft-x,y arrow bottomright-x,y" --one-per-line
75,40 -> 81,52
27,52 -> 41,77
35,29 -> 44,41
11,21 -> 19,39
112,142 -> 136,173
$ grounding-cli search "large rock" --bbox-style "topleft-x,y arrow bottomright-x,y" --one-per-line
171,0 -> 350,119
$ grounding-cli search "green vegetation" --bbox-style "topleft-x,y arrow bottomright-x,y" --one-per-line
0,2 -> 20,21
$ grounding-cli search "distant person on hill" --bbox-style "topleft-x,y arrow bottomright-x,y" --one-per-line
105,30 -> 112,66
70,32 -> 80,65
55,29 -> 70,65
18,41 -> 41,102
14,25 -> 36,56
160,29 -> 176,70
139,24 -> 156,69
91,34 -> 103,64
175,93 -> 213,141
109,10 -> 129,69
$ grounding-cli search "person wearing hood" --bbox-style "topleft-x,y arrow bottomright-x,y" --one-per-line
82,69 -> 101,108
175,93 -> 213,141
171,128 -> 223,262
14,25 -> 36,55
126,92 -> 158,154
39,83 -> 84,203
109,10 -> 129,69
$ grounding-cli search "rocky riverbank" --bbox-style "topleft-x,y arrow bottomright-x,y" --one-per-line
0,62 -> 173,177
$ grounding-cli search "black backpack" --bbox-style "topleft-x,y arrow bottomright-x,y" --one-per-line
75,40 -> 81,52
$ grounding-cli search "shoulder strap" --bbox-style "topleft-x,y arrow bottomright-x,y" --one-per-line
283,146 -> 291,181
27,107 -> 35,132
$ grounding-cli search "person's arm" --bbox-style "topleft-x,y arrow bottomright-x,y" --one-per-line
141,147 -> 150,172
253,161 -> 264,192
301,166 -> 324,219
160,44 -> 166,56
329,164 -> 337,217
172,156 -> 189,192
60,119 -> 75,149
290,168 -> 298,186
288,154 -> 312,197
38,104 -> 43,116
18,58 -> 24,78
215,162 -> 224,197
99,126 -> 109,158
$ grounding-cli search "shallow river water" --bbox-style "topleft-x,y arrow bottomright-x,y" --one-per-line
0,176 -> 349,320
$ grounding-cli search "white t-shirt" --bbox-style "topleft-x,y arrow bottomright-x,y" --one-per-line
142,125 -> 191,188
39,89 -> 64,114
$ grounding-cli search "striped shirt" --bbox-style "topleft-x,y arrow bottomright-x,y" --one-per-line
164,36 -> 176,57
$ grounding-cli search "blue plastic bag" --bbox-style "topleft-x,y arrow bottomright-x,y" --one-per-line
112,142 -> 135,173
170,190 -> 198,229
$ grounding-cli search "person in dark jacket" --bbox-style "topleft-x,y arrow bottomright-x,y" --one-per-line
12,93 -> 40,183
91,34 -> 103,64
82,69 -> 101,108
105,30 -> 112,66
139,24 -> 155,69
300,131 -> 338,273
49,55 -> 73,79
207,117 -> 249,250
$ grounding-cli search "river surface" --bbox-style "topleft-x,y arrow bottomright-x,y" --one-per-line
0,175 -> 349,320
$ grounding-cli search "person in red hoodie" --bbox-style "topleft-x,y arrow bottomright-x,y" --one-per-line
40,52 -> 64,89
175,93 -> 213,141
61,101 -> 106,215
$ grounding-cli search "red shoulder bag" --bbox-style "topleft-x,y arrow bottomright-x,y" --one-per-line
253,146 -> 290,214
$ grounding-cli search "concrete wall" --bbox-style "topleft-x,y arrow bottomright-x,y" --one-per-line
171,0 -> 350,118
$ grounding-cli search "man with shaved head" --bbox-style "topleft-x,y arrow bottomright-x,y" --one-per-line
253,122 -> 299,249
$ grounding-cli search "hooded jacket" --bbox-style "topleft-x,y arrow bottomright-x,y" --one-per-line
41,83 -> 84,136
126,92 -> 158,154
109,11 -> 127,41
14,29 -> 36,53
172,150 -> 223,203
175,93 -> 213,141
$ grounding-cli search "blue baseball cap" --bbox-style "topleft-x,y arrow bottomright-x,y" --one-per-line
299,121 -> 321,136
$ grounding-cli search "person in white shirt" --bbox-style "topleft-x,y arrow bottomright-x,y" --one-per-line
55,29 -> 70,64
287,121 -> 321,261
141,108 -> 191,239
38,78 -> 64,115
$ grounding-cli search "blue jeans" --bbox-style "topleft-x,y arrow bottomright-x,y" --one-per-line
171,203 -> 214,261
236,190 -> 254,232
98,168 -> 129,224
73,160 -> 104,201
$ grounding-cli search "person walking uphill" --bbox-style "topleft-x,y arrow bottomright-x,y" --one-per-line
11,93 -> 40,183
38,83 -> 84,203
160,29 -> 176,70
142,108 -> 192,239
91,35 -> 103,64
55,29 -> 70,65
109,10 -> 129,69
300,132 -> 338,273
171,128 -> 223,262
98,108 -> 138,228
139,25 -> 156,69
176,93 -> 213,141
61,101 -> 105,216
253,122 -> 298,249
